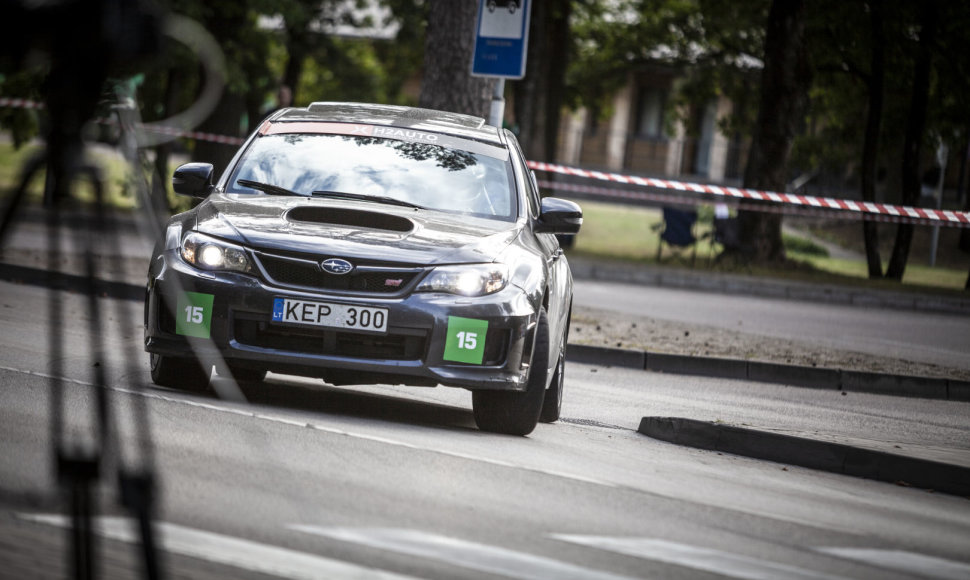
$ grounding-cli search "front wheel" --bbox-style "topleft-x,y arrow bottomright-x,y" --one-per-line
473,309 -> 549,436
149,353 -> 210,391
540,306 -> 569,423
539,346 -> 565,423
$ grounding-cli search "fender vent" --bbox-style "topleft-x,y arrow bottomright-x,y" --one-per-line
287,207 -> 413,232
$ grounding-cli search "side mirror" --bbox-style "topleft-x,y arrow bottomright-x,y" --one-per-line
172,163 -> 215,198
534,197 -> 582,234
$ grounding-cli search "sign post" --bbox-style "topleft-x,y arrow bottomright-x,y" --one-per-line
471,0 -> 532,127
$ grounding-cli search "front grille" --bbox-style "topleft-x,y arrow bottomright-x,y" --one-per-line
234,316 -> 428,361
255,252 -> 423,294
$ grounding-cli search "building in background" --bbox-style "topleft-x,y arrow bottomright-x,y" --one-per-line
557,65 -> 749,185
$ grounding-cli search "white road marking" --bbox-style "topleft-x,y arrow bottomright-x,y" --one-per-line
292,526 -> 638,580
818,547 -> 970,580
552,535 -> 845,580
18,514 -> 418,580
0,364 -> 618,489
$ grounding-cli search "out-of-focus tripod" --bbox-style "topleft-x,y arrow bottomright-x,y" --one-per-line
1,1 -> 163,578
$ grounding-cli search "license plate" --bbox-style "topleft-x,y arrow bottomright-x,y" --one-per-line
272,298 -> 388,333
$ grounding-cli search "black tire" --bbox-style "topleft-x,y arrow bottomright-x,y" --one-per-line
539,346 -> 564,423
540,306 -> 569,423
473,309 -> 549,436
217,364 -> 267,384
149,353 -> 210,391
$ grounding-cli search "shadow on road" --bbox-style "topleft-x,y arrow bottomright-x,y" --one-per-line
167,374 -> 483,434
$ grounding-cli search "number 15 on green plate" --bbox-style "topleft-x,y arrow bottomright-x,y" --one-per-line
444,316 -> 488,364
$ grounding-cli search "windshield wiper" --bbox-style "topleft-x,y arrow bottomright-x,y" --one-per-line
238,179 -> 308,197
310,190 -> 425,210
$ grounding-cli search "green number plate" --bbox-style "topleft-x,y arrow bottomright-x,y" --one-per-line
175,292 -> 214,339
443,316 -> 489,364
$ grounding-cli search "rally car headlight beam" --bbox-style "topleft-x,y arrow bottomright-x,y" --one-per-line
417,264 -> 509,296
180,232 -> 253,273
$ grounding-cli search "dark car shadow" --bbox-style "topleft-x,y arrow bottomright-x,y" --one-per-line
158,373 -> 481,433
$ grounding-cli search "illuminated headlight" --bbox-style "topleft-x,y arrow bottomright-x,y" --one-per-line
417,264 -> 508,296
180,232 -> 252,273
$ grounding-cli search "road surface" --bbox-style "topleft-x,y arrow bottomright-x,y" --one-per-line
1,281 -> 969,579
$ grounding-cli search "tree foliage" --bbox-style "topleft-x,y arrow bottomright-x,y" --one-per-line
4,0 -> 970,281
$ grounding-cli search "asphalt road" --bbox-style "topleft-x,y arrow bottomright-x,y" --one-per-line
1,281 -> 970,579
573,279 -> 970,371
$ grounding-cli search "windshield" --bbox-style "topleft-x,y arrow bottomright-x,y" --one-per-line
227,134 -> 517,221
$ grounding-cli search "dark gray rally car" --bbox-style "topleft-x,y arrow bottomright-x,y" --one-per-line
144,102 -> 582,435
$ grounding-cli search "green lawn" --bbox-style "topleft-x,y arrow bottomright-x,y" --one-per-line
569,199 -> 970,293
0,141 -> 161,211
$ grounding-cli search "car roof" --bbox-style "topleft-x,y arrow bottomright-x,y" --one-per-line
269,102 -> 505,146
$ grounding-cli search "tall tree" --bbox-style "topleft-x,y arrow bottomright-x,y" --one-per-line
738,0 -> 812,263
810,0 -> 889,278
885,0 -> 938,281
860,0 -> 886,279
514,0 -> 571,161
190,1 -> 274,176
419,0 -> 495,119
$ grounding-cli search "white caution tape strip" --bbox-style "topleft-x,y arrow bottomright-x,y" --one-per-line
529,161 -> 970,229
4,98 -> 967,226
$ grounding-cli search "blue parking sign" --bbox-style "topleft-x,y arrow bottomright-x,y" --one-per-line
471,0 -> 531,79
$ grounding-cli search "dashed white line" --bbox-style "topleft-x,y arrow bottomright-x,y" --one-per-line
818,547 -> 970,580
18,514 -> 418,580
292,526 -> 638,580
552,535 -> 846,580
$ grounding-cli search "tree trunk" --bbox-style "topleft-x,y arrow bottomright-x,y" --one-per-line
419,0 -> 495,119
192,91 -> 246,177
861,0 -> 886,279
151,68 -> 180,215
514,0 -> 571,161
283,30 -> 309,106
959,137 -> 970,253
190,5 -> 250,177
738,0 -> 812,264
886,0 -> 939,281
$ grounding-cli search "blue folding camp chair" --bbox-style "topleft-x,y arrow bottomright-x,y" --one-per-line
654,206 -> 700,266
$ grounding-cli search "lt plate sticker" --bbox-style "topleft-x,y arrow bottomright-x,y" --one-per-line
444,316 -> 488,364
176,292 -> 214,338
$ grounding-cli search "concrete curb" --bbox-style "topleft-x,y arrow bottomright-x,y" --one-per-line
638,416 -> 970,497
566,343 -> 970,402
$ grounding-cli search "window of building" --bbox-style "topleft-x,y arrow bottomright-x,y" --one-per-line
636,88 -> 666,138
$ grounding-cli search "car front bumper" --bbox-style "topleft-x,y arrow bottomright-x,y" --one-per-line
144,251 -> 539,391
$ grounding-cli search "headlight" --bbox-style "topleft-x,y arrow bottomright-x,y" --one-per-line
180,232 -> 252,273
417,264 -> 508,296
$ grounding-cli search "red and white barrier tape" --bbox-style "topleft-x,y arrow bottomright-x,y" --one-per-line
4,98 -> 968,227
137,124 -> 245,145
529,161 -> 970,228
0,98 -> 246,146
536,180 -> 966,228
0,98 -> 45,110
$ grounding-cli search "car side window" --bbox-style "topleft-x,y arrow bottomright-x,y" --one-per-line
506,133 -> 540,218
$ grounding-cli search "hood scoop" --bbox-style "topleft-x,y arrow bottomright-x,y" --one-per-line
287,206 -> 414,233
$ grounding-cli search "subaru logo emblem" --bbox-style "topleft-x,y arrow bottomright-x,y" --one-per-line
321,258 -> 354,275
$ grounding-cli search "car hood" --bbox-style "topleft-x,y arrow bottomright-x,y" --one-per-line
191,193 -> 520,265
